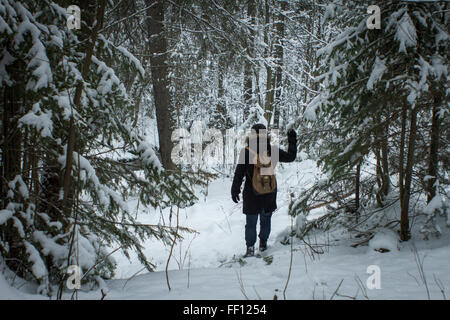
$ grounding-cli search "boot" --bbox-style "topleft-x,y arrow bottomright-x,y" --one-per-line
259,240 -> 267,252
244,246 -> 254,257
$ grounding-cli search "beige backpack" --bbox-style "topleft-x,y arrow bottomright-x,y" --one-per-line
246,147 -> 277,195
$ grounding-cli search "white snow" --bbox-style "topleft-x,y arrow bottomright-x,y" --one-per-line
1,161 -> 450,300
294,214 -> 307,237
12,3 -> 53,92
7,175 -> 30,199
424,194 -> 442,215
32,230 -> 67,261
368,228 -> 399,253
57,151 -> 130,212
19,103 -> 53,138
0,48 -> 15,86
366,57 -> 386,90
0,209 -> 14,225
23,241 -> 48,279
115,45 -> 146,78
393,11 -> 417,53
91,55 -> 127,99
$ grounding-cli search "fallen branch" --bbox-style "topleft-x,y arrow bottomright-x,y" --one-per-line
305,191 -> 354,212
329,279 -> 344,300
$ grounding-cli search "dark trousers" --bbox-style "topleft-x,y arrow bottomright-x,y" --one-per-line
245,210 -> 273,247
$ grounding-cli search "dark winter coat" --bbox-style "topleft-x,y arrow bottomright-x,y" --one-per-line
231,135 -> 297,214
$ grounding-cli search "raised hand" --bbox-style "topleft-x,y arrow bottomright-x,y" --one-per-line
287,129 -> 297,143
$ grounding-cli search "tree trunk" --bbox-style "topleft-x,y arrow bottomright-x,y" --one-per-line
214,56 -> 231,130
30,132 -> 39,204
273,0 -> 286,129
2,85 -> 22,186
375,144 -> 383,207
380,122 -> 390,196
375,120 -> 390,207
146,0 -> 175,170
1,44 -> 24,207
398,104 -> 407,239
426,96 -> 440,203
243,62 -> 253,121
243,0 -> 256,121
400,106 -> 417,241
62,0 -> 106,215
131,43 -> 151,129
263,0 -> 274,126
355,160 -> 361,213
1,43 -> 25,275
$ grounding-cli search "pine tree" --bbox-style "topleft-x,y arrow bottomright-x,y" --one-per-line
0,0 -> 196,296
295,1 -> 448,241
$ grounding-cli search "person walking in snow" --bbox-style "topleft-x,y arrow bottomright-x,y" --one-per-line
231,123 -> 297,257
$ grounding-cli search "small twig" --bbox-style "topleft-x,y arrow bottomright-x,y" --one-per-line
100,289 -> 107,300
301,237 -> 324,255
355,275 -> 369,300
94,216 -> 198,235
296,244 -> 308,274
187,253 -> 191,289
411,244 -> 430,300
80,214 -> 197,278
253,286 -> 262,300
219,205 -> 233,234
166,206 -> 180,291
135,197 -> 140,220
81,246 -> 123,282
283,215 -> 294,300
335,292 -> 357,300
122,266 -> 147,290
180,234 -> 197,270
433,274 -> 446,300
236,268 -> 249,300
407,271 -> 421,287
329,279 -> 344,300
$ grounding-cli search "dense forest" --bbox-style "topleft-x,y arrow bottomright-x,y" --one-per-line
0,0 -> 448,299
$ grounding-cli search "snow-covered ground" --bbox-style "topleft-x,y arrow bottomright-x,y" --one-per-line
1,159 -> 449,300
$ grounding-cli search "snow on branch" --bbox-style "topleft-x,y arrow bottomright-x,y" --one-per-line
19,102 -> 53,138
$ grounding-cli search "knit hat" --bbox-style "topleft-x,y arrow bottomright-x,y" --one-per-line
251,123 -> 266,134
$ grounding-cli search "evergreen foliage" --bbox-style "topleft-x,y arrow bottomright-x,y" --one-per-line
0,0 -> 196,296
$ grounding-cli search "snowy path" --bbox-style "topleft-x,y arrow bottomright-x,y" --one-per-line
67,160 -> 450,300
1,160 -> 449,300
63,232 -> 450,300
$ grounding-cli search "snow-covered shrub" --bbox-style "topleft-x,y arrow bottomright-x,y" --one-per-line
291,0 -> 448,244
419,193 -> 448,240
0,0 -> 196,296
368,228 -> 399,253
294,214 -> 307,237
